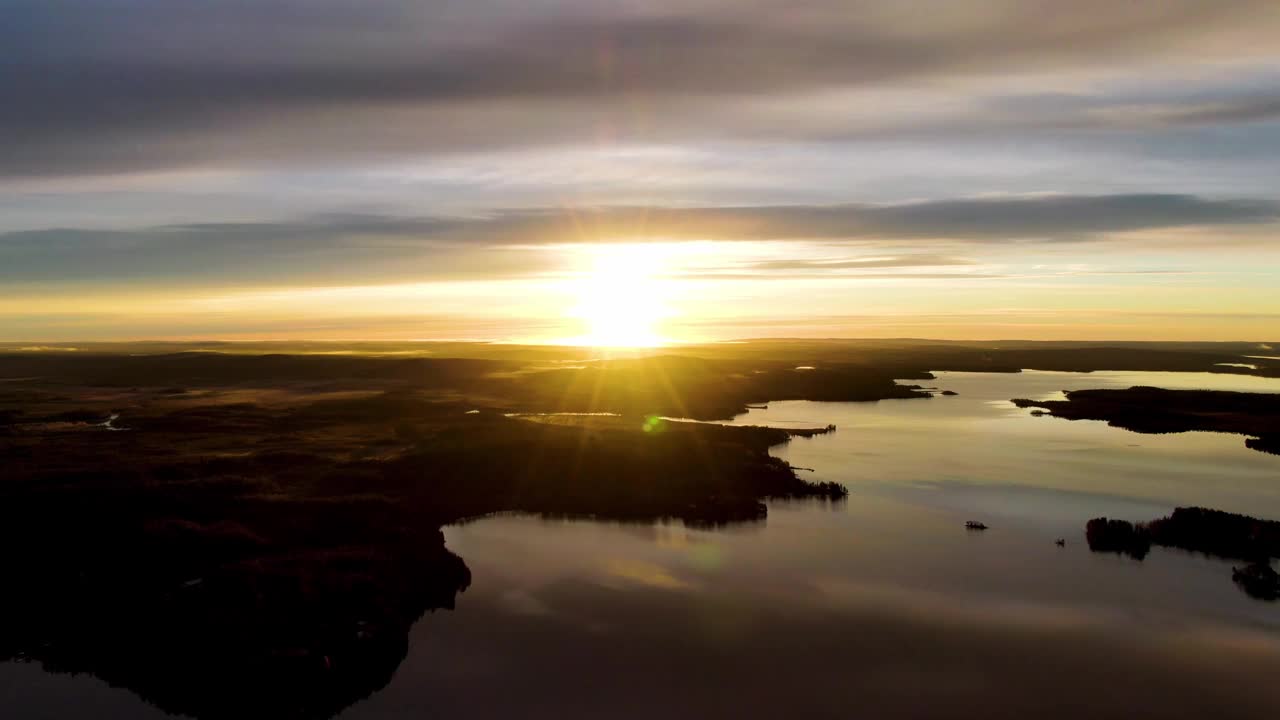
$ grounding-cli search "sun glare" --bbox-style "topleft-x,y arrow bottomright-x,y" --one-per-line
566,245 -> 676,347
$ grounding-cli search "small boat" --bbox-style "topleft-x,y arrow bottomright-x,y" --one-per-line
965,521 -> 988,530
1055,538 -> 1066,547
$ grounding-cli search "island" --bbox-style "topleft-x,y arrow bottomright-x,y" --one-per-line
1085,507 -> 1280,600
1013,387 -> 1280,455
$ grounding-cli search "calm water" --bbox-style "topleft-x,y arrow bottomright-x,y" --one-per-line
5,371 -> 1280,718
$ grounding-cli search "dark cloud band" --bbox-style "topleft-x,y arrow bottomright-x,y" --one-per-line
1,194 -> 1273,284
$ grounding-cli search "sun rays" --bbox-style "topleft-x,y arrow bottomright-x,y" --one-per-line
565,244 -> 678,348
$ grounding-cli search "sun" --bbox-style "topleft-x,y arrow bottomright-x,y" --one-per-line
566,244 -> 676,348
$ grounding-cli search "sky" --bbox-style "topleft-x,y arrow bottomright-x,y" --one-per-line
3,0 -> 1279,344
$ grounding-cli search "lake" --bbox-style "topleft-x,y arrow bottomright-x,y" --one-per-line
5,370 -> 1280,718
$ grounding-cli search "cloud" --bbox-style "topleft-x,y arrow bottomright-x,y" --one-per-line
458,194 -> 1277,243
4,0 -> 1280,177
835,194 -> 1279,240
745,255 -> 976,272
0,215 -> 550,284
1,194 -> 1273,285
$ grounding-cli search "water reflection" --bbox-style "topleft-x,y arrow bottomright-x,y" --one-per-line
723,371 -> 1280,522
343,502 -> 1280,719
